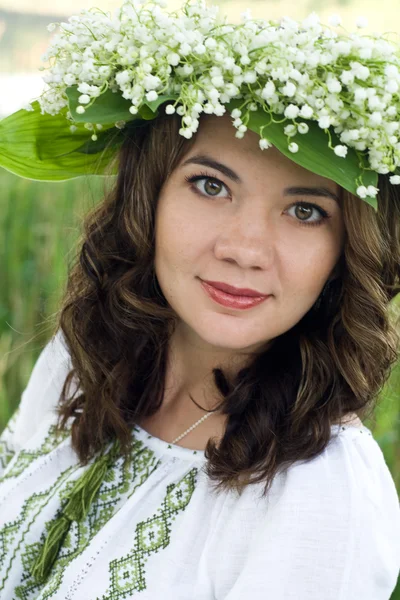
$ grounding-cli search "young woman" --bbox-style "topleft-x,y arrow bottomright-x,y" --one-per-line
0,1 -> 399,597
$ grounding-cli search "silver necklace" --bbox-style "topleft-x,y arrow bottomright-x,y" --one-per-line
171,393 -> 221,445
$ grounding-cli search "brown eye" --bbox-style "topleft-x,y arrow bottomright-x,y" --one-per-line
286,202 -> 330,227
295,205 -> 313,220
185,174 -> 230,199
203,179 -> 223,196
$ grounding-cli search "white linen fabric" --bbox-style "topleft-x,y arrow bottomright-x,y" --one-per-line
0,331 -> 399,600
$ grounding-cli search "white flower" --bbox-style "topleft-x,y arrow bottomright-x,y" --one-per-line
385,65 -> 399,79
367,185 -> 379,196
327,78 -> 342,93
299,104 -> 313,119
356,185 -> 368,198
261,81 -> 276,99
63,73 -> 76,86
328,14 -> 342,27
240,8 -> 252,21
350,62 -> 370,81
98,66 -> 111,77
389,175 -> 400,184
385,80 -> 399,94
297,122 -> 309,134
336,41 -> 352,56
318,116 -> 331,129
79,94 -> 90,104
116,70 -> 131,86
167,52 -> 180,66
354,87 -> 368,102
77,82 -> 91,94
259,138 -> 273,150
33,0 -> 400,196
146,90 -> 158,101
231,108 -> 242,118
340,129 -> 360,143
284,124 -> 297,136
334,145 -> 348,157
281,81 -> 296,97
340,70 -> 354,85
289,68 -> 302,82
369,112 -> 383,126
284,104 -> 300,119
355,16 -> 368,29
302,12 -> 320,29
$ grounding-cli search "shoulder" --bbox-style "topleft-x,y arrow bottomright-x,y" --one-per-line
8,330 -> 74,448
277,425 -> 397,516
212,427 -> 400,599
245,424 -> 400,579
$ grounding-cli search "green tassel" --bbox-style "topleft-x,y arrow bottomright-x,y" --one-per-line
31,515 -> 71,584
30,438 -> 121,585
63,451 -> 110,522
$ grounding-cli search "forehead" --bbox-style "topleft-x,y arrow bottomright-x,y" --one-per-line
184,113 -> 340,195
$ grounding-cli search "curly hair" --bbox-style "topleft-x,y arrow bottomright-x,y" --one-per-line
53,107 -> 400,499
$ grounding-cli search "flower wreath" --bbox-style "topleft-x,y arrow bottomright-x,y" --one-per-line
1,0 -> 400,211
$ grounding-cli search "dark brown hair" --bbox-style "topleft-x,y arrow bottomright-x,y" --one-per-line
53,108 -> 400,498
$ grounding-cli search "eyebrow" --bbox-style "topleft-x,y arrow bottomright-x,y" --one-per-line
181,154 -> 341,205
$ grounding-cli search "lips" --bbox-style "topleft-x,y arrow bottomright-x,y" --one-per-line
200,280 -> 271,310
200,279 -> 268,297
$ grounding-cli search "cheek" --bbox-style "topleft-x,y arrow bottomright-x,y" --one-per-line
155,197 -> 208,279
279,233 -> 342,296
155,193 -> 210,255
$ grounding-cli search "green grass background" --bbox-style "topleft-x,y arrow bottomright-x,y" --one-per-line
0,167 -> 399,596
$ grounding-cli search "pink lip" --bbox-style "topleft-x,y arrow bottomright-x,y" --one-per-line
200,280 -> 271,310
201,279 -> 268,297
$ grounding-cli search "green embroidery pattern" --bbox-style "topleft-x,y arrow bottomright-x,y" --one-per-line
0,465 -> 79,595
0,425 -> 70,484
99,467 -> 199,600
0,406 -> 21,474
0,422 -> 203,600
0,439 -> 15,475
14,439 -> 164,600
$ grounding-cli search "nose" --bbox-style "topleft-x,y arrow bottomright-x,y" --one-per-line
213,200 -> 275,270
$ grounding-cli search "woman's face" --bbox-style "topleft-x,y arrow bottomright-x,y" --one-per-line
154,113 -> 345,355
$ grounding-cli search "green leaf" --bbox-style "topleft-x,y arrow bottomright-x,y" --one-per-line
67,86 -> 178,124
226,100 -> 378,211
66,87 -> 133,124
0,101 -> 118,181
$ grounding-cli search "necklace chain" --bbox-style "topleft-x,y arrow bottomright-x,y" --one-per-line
171,393 -> 219,445
171,411 -> 213,444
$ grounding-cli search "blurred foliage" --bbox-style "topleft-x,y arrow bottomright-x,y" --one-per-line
0,9 -> 56,72
0,171 -> 106,424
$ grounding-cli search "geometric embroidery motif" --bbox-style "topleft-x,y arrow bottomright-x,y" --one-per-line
0,406 -> 21,474
0,424 -> 69,483
99,468 -> 199,599
0,467 -> 78,598
0,422 -> 203,600
13,439 -> 166,599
